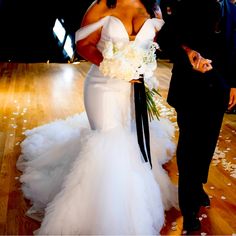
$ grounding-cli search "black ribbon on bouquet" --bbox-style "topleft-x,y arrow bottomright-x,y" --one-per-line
133,74 -> 152,168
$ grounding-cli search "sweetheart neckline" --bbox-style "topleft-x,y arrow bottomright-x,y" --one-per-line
104,15 -> 153,41
108,16 -> 151,41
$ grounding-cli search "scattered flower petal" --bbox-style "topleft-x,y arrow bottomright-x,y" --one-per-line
212,160 -> 220,166
230,170 -> 236,178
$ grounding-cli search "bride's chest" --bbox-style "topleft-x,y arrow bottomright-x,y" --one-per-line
101,16 -> 156,42
113,16 -> 149,35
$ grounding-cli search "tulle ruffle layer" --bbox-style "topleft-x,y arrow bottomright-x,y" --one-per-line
17,112 -> 178,235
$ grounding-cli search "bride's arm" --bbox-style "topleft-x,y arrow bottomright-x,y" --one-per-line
76,2 -> 104,66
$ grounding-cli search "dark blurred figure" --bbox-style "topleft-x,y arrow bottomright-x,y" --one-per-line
157,0 -> 178,59
159,0 -> 177,22
226,0 -> 236,113
157,0 -> 236,233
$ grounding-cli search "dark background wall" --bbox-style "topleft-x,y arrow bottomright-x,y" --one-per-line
0,0 -> 93,62
0,0 -> 179,63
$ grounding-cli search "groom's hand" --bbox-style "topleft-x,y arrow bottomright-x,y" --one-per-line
228,88 -> 236,110
192,57 -> 213,73
182,45 -> 213,73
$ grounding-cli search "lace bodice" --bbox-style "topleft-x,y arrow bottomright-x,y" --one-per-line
75,16 -> 164,52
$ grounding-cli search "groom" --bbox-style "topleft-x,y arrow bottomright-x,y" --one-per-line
157,0 -> 236,233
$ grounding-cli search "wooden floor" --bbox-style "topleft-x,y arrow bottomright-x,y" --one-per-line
0,61 -> 235,235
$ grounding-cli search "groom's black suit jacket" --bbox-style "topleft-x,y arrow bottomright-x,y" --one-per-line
158,0 -> 236,111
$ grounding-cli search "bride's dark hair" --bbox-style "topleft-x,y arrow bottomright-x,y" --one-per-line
96,0 -> 159,18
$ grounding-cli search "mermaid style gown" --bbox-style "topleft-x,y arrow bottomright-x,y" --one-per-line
17,16 -> 178,235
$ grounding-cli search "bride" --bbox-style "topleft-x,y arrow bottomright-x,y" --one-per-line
17,0 -> 178,234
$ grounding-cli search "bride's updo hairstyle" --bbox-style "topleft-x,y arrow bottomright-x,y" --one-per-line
97,0 -> 159,17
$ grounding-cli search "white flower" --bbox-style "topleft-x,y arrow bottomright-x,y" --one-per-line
99,40 -> 159,88
144,76 -> 159,90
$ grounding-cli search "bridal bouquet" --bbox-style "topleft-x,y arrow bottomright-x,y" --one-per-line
99,40 -> 161,120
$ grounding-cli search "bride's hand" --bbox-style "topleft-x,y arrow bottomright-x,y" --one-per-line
129,79 -> 142,84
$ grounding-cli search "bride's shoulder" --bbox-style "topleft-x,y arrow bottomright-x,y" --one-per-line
81,0 -> 110,27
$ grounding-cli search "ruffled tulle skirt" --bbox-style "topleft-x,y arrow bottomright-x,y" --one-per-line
17,112 -> 178,235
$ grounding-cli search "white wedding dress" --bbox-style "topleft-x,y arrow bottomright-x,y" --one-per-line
17,16 -> 178,235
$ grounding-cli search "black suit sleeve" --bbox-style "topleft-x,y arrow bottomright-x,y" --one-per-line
226,1 -> 236,87
157,0 -> 200,65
